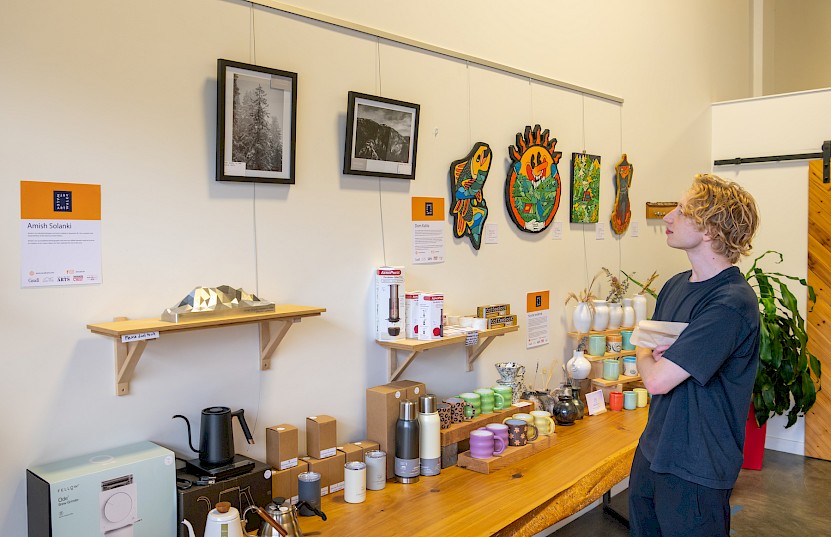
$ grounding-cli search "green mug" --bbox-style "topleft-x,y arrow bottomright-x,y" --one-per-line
491,385 -> 512,410
459,392 -> 481,417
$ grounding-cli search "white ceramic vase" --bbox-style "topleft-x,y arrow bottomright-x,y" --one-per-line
572,302 -> 593,333
607,302 -> 622,330
567,350 -> 592,380
591,300 -> 609,331
633,294 -> 648,325
622,298 -> 636,328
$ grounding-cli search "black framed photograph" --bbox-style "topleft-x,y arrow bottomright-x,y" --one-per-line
217,59 -> 297,184
343,91 -> 420,180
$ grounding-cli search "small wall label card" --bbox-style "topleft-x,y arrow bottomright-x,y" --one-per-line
20,181 -> 102,287
412,196 -> 445,264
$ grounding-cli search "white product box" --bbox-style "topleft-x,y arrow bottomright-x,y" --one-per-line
418,293 -> 444,340
375,266 -> 405,341
405,292 -> 422,339
27,441 -> 176,537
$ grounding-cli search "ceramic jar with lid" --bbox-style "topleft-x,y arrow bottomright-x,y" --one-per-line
553,394 -> 580,426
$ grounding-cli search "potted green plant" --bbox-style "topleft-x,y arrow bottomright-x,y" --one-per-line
745,250 -> 822,429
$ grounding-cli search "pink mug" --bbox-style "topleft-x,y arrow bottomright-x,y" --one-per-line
469,429 -> 506,459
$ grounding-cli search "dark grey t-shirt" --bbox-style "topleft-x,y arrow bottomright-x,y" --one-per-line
638,266 -> 760,489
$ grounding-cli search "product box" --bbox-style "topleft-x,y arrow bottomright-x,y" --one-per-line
351,440 -> 381,458
325,451 -> 347,493
27,441 -> 176,537
366,383 -> 407,478
477,303 -> 511,318
338,444 -> 364,464
405,291 -> 422,339
417,292 -> 444,340
272,462 -> 308,504
391,379 -> 427,402
375,266 -> 405,341
176,455 -> 271,537
266,424 -> 299,470
306,415 -> 337,459
485,314 -> 517,329
301,457 -> 330,496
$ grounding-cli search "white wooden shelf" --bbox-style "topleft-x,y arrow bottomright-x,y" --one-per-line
376,324 -> 519,381
87,304 -> 325,395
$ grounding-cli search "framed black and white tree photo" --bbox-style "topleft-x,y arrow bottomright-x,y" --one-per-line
217,59 -> 297,184
343,91 -> 420,180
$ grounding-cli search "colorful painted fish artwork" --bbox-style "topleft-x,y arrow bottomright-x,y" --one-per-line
449,142 -> 492,249
610,154 -> 633,234
570,153 -> 601,223
504,125 -> 562,233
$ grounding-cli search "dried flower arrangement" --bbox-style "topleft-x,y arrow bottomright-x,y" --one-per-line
564,271 -> 601,314
602,267 -> 630,303
621,270 -> 660,299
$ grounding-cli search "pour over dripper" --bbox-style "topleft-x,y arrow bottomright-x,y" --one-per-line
495,362 -> 525,383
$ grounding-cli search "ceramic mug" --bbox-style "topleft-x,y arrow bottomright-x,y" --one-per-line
623,356 -> 638,376
621,330 -> 635,350
623,390 -> 637,410
504,419 -> 538,446
491,385 -> 512,410
484,423 -> 509,449
530,410 -> 556,435
437,402 -> 452,429
503,413 -> 534,427
469,429 -> 506,459
444,397 -> 470,423
606,334 -> 622,353
634,387 -> 648,408
474,388 -> 497,414
602,359 -> 620,381
588,335 -> 607,356
609,391 -> 624,411
459,392 -> 481,418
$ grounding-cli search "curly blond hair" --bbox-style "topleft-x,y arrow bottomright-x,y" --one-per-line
681,174 -> 759,263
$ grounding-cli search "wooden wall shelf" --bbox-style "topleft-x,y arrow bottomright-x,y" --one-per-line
87,304 -> 325,395
375,324 -> 519,381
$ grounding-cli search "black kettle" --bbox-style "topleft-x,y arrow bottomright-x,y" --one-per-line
173,406 -> 255,466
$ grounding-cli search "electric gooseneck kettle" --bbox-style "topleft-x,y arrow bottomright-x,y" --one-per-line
173,406 -> 254,466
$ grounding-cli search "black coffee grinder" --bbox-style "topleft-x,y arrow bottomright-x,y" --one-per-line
173,406 -> 256,480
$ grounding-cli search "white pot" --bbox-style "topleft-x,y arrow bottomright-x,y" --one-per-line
622,298 -> 635,328
633,294 -> 648,325
592,300 -> 609,331
567,350 -> 592,380
572,302 -> 593,333
607,302 -> 622,330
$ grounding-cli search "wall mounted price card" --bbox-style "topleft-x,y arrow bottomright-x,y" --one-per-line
121,332 -> 159,343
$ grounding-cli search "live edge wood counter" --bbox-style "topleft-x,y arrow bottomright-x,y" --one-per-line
301,407 -> 648,537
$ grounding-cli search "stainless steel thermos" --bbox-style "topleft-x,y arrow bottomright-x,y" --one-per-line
418,394 -> 441,476
395,400 -> 419,483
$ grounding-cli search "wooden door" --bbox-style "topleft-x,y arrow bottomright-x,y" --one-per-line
806,159 -> 831,460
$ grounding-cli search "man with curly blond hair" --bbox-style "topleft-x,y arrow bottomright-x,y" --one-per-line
629,174 -> 760,537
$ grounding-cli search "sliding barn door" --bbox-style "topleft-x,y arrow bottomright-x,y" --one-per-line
806,159 -> 831,461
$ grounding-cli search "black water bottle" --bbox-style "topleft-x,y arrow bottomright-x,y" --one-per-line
395,400 -> 420,483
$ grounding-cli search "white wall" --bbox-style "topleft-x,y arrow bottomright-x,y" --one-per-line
0,1 -> 752,535
712,87 -> 831,455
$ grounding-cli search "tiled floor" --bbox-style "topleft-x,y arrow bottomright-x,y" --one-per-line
550,449 -> 831,536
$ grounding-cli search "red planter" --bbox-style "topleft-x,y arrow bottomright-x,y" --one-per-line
742,404 -> 767,470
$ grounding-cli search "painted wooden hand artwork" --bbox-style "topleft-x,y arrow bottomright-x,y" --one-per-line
504,125 -> 563,233
570,153 -> 602,223
449,142 -> 492,249
610,154 -> 633,234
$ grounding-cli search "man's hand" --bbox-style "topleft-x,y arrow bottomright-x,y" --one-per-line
652,344 -> 670,361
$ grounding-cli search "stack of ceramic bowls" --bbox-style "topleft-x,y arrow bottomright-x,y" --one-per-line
495,361 -> 525,405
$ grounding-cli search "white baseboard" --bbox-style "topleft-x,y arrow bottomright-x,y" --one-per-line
764,435 -> 804,456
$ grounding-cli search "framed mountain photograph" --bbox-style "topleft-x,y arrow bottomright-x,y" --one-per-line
217,59 -> 297,184
343,91 -> 420,180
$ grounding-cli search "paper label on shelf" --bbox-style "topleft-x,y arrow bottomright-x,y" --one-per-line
463,328 -> 478,346
121,331 -> 159,343
279,457 -> 298,470
586,390 -> 607,415
320,447 -> 337,458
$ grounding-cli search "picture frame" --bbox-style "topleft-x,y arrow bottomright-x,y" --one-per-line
216,59 -> 297,184
343,91 -> 420,180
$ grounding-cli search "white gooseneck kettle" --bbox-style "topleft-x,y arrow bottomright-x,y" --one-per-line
182,501 -> 286,537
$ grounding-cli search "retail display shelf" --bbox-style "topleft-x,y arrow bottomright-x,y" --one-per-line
375,324 -> 519,382
591,374 -> 642,387
567,327 -> 635,338
87,304 -> 325,395
439,400 -> 533,447
583,350 -> 636,361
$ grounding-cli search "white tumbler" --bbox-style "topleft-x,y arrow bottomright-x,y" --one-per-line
365,450 -> 387,490
344,461 -> 367,504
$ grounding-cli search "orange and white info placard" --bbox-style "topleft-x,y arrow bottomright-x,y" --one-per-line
20,181 -> 102,287
411,196 -> 445,264
526,290 -> 550,349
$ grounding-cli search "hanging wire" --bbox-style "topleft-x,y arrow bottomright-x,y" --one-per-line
375,37 -> 387,265
581,94 -> 590,290
466,61 -> 471,147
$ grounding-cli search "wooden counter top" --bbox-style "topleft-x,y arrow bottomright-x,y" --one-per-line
299,407 -> 648,537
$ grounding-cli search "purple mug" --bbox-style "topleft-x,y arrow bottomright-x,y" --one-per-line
469,429 -> 506,459
484,423 -> 509,450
